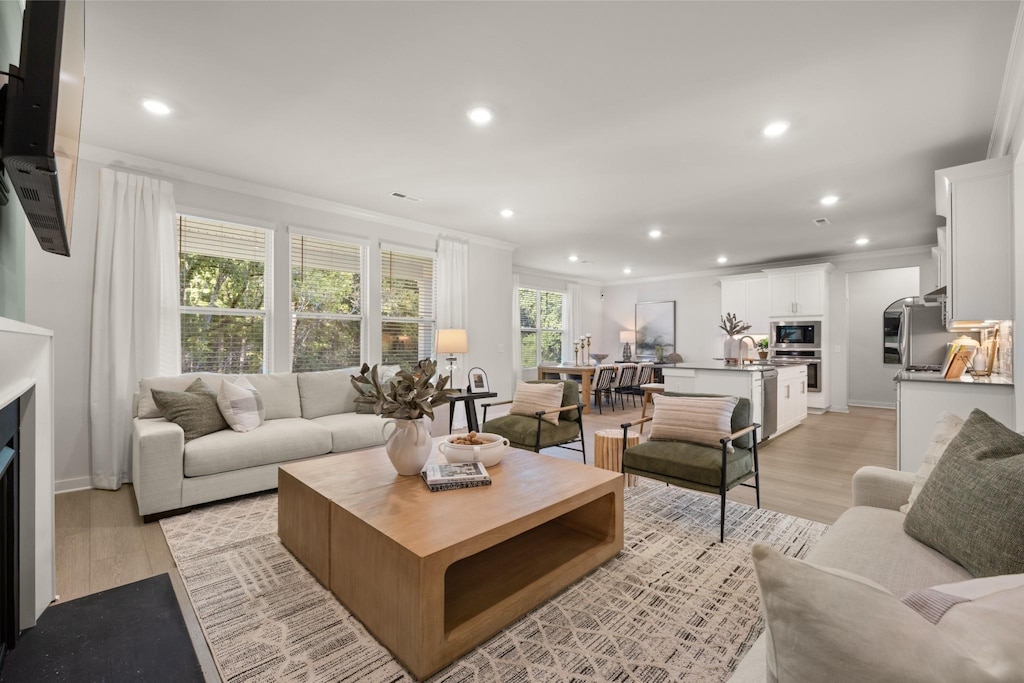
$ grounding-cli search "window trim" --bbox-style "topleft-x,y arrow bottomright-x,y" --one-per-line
519,287 -> 566,370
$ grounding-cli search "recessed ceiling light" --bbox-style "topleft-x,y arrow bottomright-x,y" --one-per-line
623,267 -> 632,274
762,120 -> 790,138
820,195 -> 840,206
855,237 -> 870,246
648,228 -> 662,238
568,255 -> 579,262
467,106 -> 493,126
500,208 -> 514,218
142,98 -> 172,116
717,256 -> 728,264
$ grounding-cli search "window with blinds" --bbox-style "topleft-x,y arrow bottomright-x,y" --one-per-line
381,248 -> 435,370
291,234 -> 363,372
178,214 -> 268,374
519,287 -> 564,369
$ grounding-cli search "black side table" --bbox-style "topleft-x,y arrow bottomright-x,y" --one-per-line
447,391 -> 498,433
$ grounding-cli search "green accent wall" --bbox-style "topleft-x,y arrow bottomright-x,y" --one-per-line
0,1 -> 25,321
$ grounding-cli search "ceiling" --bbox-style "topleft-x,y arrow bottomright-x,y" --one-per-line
79,1 -> 1019,283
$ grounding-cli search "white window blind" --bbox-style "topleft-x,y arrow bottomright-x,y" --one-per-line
519,287 -> 564,369
291,234 -> 363,371
178,214 -> 268,374
381,248 -> 436,370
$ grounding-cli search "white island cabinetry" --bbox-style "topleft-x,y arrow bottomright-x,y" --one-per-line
776,364 -> 808,434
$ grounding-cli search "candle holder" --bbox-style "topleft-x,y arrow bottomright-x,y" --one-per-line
573,342 -> 580,366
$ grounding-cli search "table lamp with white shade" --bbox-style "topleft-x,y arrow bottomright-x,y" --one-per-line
620,330 -> 635,361
435,328 -> 468,385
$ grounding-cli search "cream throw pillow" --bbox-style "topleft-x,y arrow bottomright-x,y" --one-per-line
649,395 -> 738,452
901,411 -> 965,513
510,381 -> 564,425
217,376 -> 265,432
751,543 -> 1024,683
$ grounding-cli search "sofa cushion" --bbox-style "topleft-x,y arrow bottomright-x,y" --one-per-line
650,394 -> 739,452
623,439 -> 752,489
183,417 -> 332,477
217,376 -> 265,433
151,379 -> 229,442
904,408 -> 1024,577
310,413 -> 388,453
751,543 -> 1024,683
510,381 -> 565,425
902,411 -> 964,513
243,373 -> 302,420
137,372 -> 225,419
298,367 -> 362,419
808,506 -> 972,595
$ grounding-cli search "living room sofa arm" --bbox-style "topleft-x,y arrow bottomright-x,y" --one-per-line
851,466 -> 915,511
132,418 -> 186,517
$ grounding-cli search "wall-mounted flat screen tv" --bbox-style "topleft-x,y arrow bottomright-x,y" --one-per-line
0,0 -> 84,257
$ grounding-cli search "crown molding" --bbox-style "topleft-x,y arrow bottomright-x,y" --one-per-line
988,2 -> 1024,158
512,266 -> 602,288
77,143 -> 519,252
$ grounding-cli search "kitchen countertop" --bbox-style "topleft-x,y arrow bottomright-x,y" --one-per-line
895,370 -> 1013,386
664,361 -> 805,372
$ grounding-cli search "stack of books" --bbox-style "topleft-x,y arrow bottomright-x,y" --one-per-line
421,462 -> 492,492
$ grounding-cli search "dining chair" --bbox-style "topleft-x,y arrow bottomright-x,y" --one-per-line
613,363 -> 638,409
591,364 -> 618,414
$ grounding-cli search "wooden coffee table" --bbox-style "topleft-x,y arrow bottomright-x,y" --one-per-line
278,439 -> 623,680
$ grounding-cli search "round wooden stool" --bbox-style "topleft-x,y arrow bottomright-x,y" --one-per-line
593,429 -> 639,487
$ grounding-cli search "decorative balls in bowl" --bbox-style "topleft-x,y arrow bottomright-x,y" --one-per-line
438,431 -> 509,467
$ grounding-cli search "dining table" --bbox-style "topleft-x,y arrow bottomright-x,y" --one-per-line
537,364 -> 597,414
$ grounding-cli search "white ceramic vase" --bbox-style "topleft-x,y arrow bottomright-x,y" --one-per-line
382,416 -> 433,475
723,337 -> 741,362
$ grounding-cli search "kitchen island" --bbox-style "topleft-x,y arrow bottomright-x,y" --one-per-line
895,370 -> 1014,472
662,362 -> 808,440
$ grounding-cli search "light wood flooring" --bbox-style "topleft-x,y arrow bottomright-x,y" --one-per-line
53,399 -> 895,670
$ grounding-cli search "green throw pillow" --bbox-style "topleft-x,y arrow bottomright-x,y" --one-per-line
151,378 -> 229,442
903,409 -> 1024,577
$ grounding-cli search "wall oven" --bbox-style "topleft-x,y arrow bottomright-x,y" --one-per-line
770,349 -> 822,392
770,321 -> 821,350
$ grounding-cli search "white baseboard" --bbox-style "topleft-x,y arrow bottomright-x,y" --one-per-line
847,401 -> 896,410
54,477 -> 92,493
828,405 -> 850,413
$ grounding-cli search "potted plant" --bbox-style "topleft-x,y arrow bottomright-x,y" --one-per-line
351,359 -> 458,475
757,337 -> 770,359
718,313 -> 751,363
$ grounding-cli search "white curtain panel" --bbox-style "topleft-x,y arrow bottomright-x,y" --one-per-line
511,272 -> 522,385
89,169 -> 180,490
437,236 -> 469,428
564,282 -> 581,364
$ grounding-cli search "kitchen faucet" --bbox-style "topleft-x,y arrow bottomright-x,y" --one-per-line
737,336 -> 757,364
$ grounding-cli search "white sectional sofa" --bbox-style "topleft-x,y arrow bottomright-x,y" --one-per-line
131,368 -> 389,520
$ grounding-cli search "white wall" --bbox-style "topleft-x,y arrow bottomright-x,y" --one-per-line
600,248 -> 937,412
847,267 -> 920,408
25,155 -> 514,491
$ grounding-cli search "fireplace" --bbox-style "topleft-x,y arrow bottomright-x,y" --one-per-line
0,398 -> 18,665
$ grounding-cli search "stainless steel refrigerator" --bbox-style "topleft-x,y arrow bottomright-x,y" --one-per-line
899,303 -> 951,371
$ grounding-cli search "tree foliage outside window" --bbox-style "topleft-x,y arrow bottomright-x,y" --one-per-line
178,215 -> 267,374
291,235 -> 363,371
519,288 -> 564,368
382,249 -> 435,370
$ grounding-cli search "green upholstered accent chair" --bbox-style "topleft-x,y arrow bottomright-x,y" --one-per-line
621,392 -> 760,542
481,380 -> 587,463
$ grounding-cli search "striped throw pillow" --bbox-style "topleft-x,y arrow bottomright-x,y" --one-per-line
510,381 -> 565,425
650,394 -> 739,452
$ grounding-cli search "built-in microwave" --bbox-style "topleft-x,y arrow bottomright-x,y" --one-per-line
770,321 -> 821,350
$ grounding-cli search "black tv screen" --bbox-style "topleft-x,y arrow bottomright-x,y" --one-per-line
0,0 -> 84,257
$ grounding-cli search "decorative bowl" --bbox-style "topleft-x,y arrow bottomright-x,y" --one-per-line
438,432 -> 509,467
589,353 -> 609,366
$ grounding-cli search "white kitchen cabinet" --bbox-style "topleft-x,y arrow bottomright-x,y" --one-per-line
896,378 -> 1013,472
775,364 -> 808,435
766,265 -> 831,318
935,156 -> 1012,323
720,275 -> 770,334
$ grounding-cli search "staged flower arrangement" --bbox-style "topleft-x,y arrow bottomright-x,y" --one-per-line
350,359 -> 458,474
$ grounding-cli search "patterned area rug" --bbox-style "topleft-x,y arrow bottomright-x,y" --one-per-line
162,483 -> 826,682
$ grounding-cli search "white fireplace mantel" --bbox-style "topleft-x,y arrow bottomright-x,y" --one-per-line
0,316 -> 56,628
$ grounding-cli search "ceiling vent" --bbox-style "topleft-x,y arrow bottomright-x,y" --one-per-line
390,191 -> 422,203
813,217 -> 831,227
